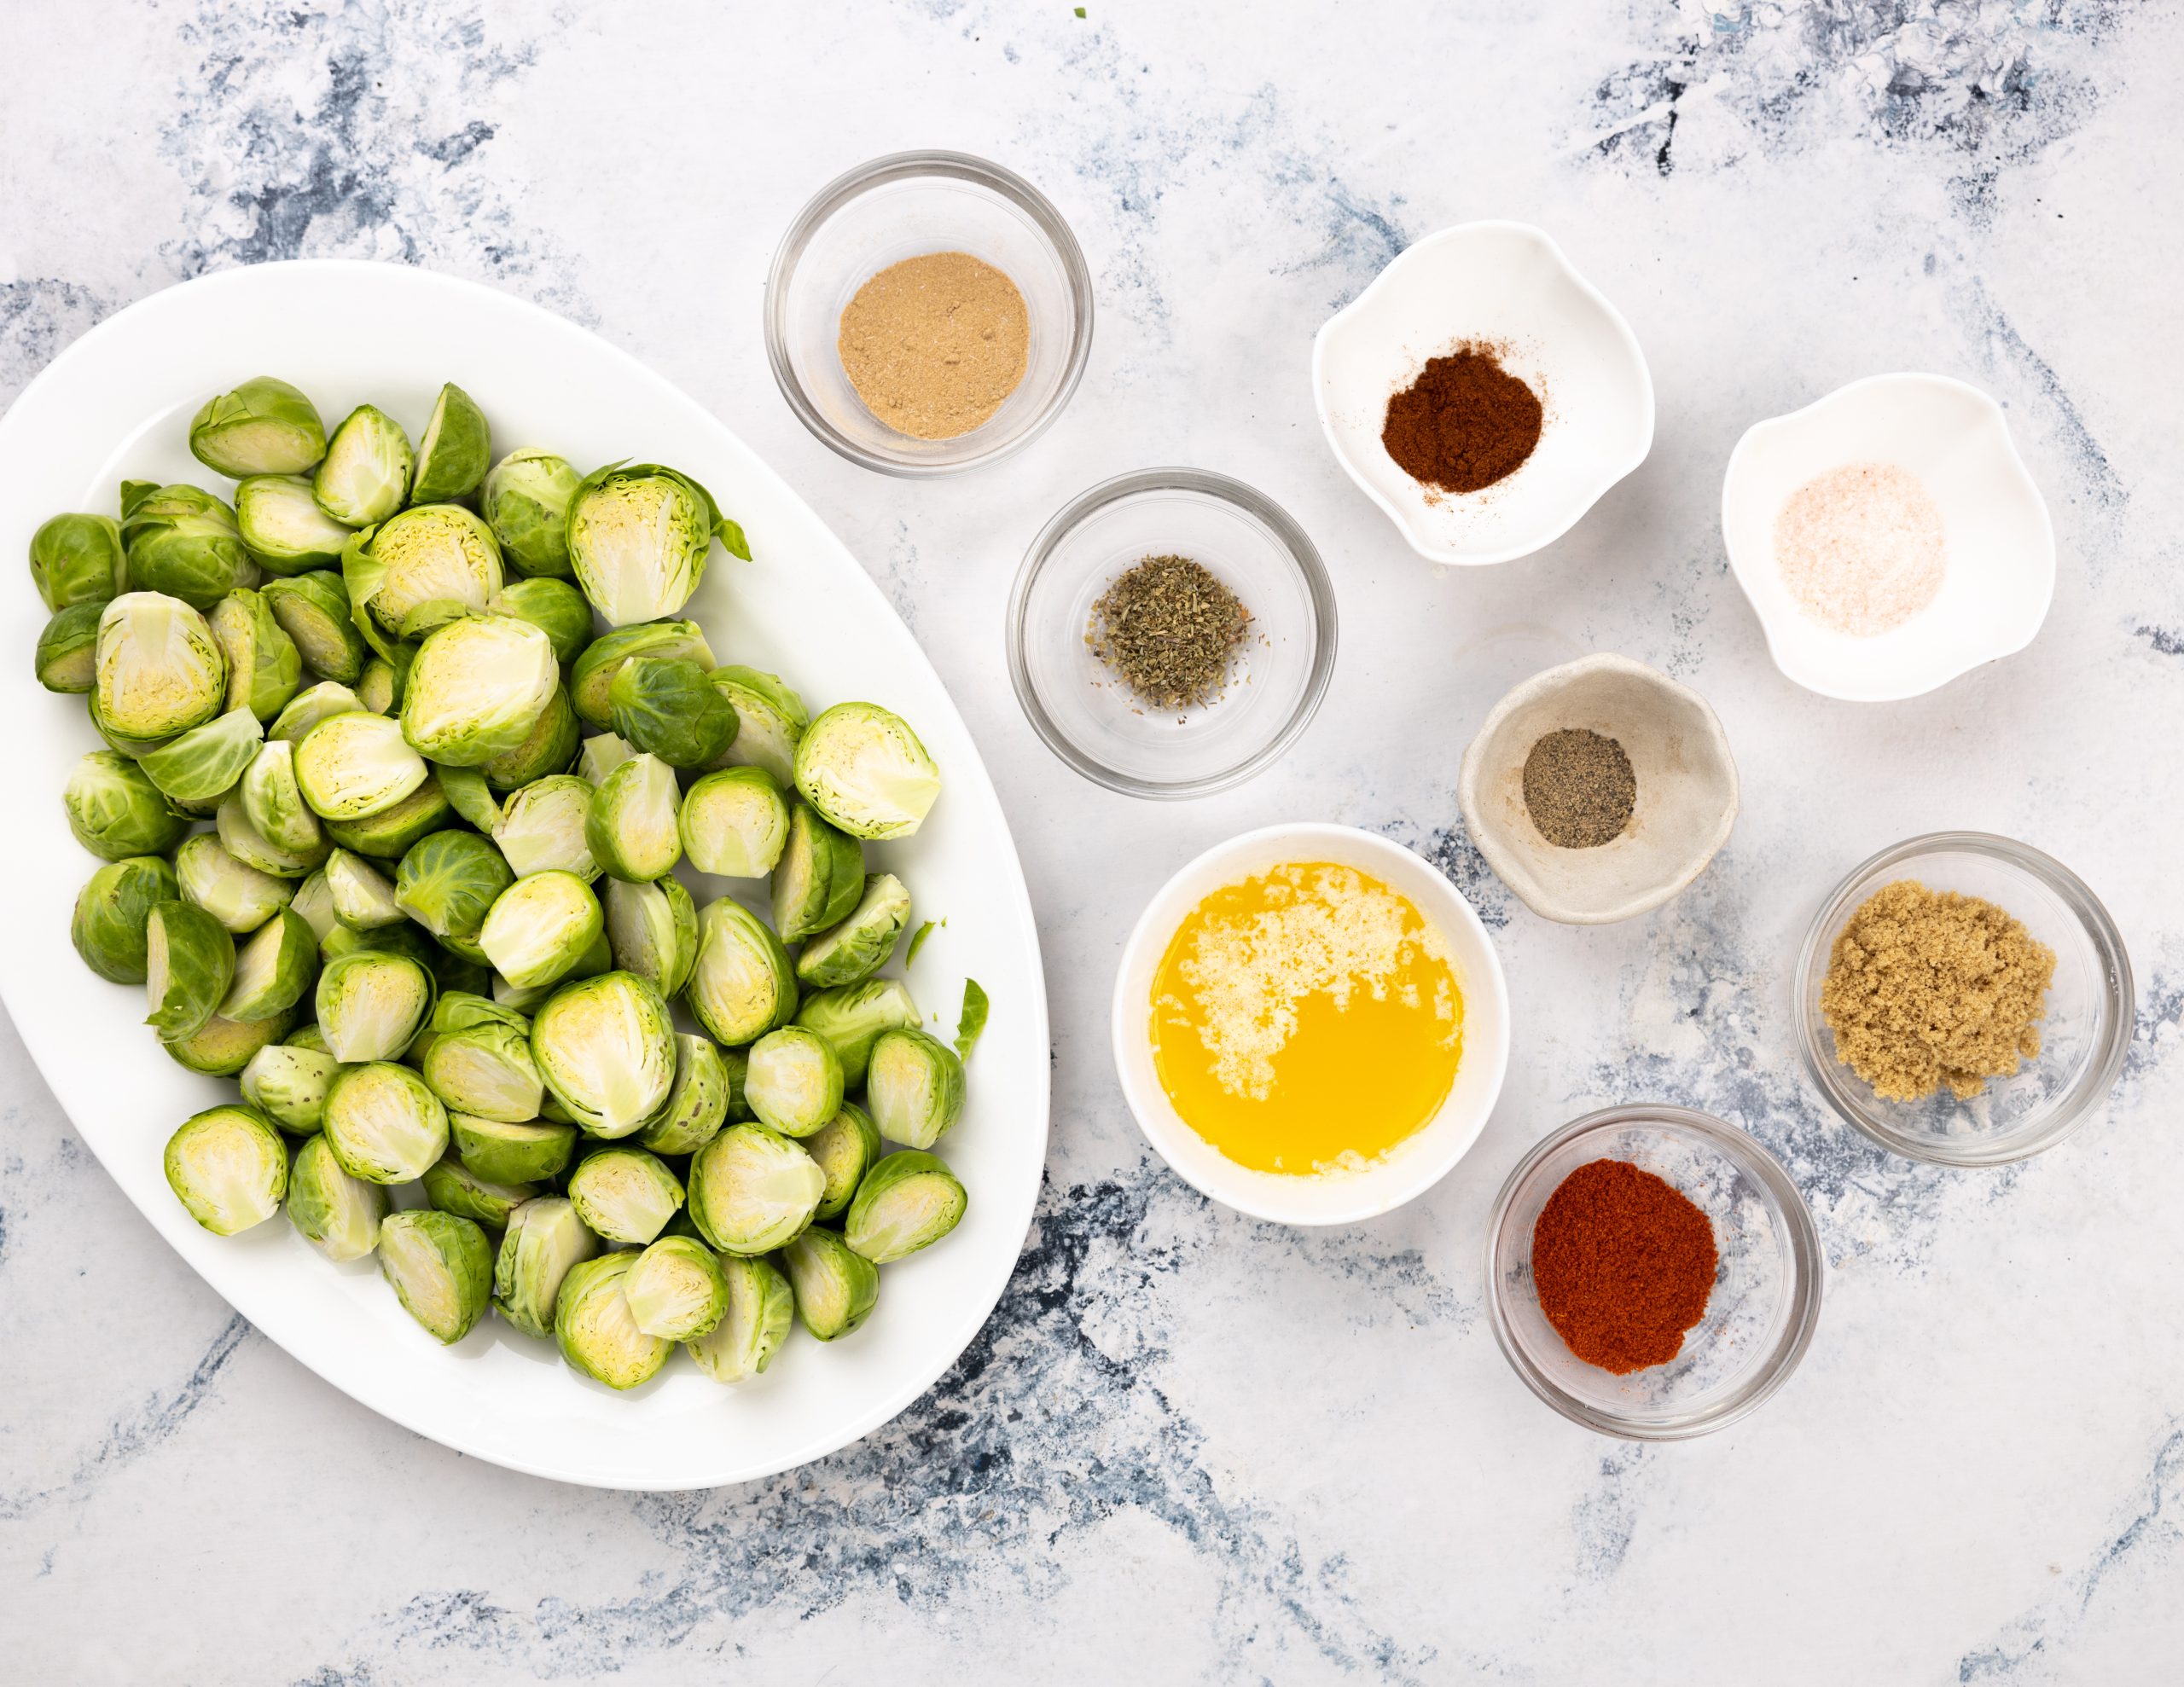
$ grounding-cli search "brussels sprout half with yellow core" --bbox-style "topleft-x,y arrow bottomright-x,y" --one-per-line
685,1253 -> 794,1383
379,1209 -> 492,1344
139,706 -> 263,806
287,1133 -> 389,1262
531,971 -> 677,1138
623,1235 -> 729,1341
805,1102 -> 881,1224
95,592 -> 227,744
845,1150 -> 968,1264
342,504 -> 502,652
705,665 -> 808,786
491,576 -> 592,662
395,829 -> 514,959
584,752 -> 682,883
262,571 -> 367,685
771,801 -> 864,942
401,613 -> 557,766
313,403 -> 412,526
120,484 -> 258,610
743,1025 -> 844,1139
189,376 -> 327,478
567,462 -> 743,627
354,655 -> 403,714
239,739 -> 322,857
315,948 -> 433,1063
37,601 -> 104,693
494,1195 -> 597,1338
455,1114 -> 577,1185
241,1039 -> 340,1133
421,1155 -> 537,1229
482,449 -> 582,579
793,702 -> 941,842
492,774 -> 595,879
555,1250 -> 671,1388
687,1123 -> 822,1256
63,750 -> 189,861
566,1145 -> 684,1245
607,656 -> 737,769
423,1015 -> 544,1122
324,848 -> 404,930
234,474 -> 354,573
678,766 -> 788,878
781,1226 -> 879,1342
409,383 -> 491,505
206,588 -> 304,720
323,1061 -> 449,1184
569,621 -> 717,728
479,869 -> 603,992
219,906 -> 318,1022
797,873 -> 911,990
635,1031 -> 731,1156
685,896 -> 798,1048
144,900 -> 235,1040
32,512 -> 128,613
268,680 -> 362,741
163,1003 -> 296,1076
73,855 -> 180,983
602,874 -> 698,999
175,833 -> 292,934
165,1104 -> 288,1235
794,977 -> 920,1088
293,710 -> 428,820
867,1027 -> 967,1151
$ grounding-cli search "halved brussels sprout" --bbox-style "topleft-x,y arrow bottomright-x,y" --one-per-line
567,463 -> 736,626
846,1150 -> 967,1263
379,1209 -> 492,1344
325,848 -> 404,930
607,656 -> 737,769
73,855 -> 180,983
743,1025 -> 844,1139
393,829 -> 513,962
144,900 -> 235,1039
408,383 -> 491,504
354,655 -> 403,714
95,592 -> 227,743
238,739 -> 322,856
771,801 -> 864,942
479,870 -> 603,991
320,919 -> 438,970
217,787 -> 330,878
120,484 -> 257,610
493,1195 -> 597,1337
781,1225 -> 879,1341
63,750 -> 189,861
424,1017 -> 544,1122
206,588 -> 303,720
482,449 -> 582,579
706,666 -> 808,786
344,503 -> 501,646
323,1060 -> 449,1183
322,772 -> 452,858
575,730 -> 638,786
566,1145 -> 684,1245
796,873 -> 910,989
139,706 -> 263,805
241,1039 -> 340,1133
685,896 -> 798,1047
189,376 -> 327,478
491,774 -> 595,879
287,867 -> 338,941
262,571 -> 367,685
234,473 -> 354,573
436,762 -> 502,832
479,681 -> 578,792
287,1133 -> 389,1261
794,977 -> 920,1088
421,1154 -> 536,1229
219,906 -> 317,1021
687,1123 -> 823,1255
286,1021 -> 329,1052
269,679 -> 363,742
401,614 -> 558,766
491,576 -> 593,662
679,766 -> 789,878
162,1004 -> 294,1075
793,702 -> 940,841
602,874 -> 698,998
584,752 -> 682,883
636,1031 -> 730,1156
454,1113 -> 577,1185
555,1250 -> 671,1388
531,970 -> 677,1137
315,948 -> 433,1062
624,1235 -> 729,1340
313,403 -> 413,526
806,1102 -> 881,1223
867,1028 -> 967,1150
36,601 -> 103,693
569,620 -> 716,727
294,710 -> 427,820
165,1104 -> 288,1235
30,512 -> 127,612
684,1253 -> 795,1383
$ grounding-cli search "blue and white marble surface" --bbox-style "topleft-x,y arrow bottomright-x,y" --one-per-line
4,2 -> 2181,1679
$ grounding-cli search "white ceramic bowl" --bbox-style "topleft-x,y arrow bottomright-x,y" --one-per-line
1721,373 -> 2055,700
1111,824 -> 1510,1225
1312,221 -> 1654,565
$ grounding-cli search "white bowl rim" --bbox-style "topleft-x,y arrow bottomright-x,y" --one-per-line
1719,369 -> 2057,701
1110,822 -> 1511,1226
1310,218 -> 1657,566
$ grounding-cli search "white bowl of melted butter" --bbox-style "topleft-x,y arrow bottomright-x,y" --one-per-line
1112,824 -> 1511,1225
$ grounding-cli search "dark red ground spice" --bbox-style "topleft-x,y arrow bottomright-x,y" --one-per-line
1531,1159 -> 1717,1375
1380,342 -> 1543,495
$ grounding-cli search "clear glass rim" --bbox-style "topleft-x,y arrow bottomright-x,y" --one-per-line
763,149 -> 1095,478
1004,467 -> 1340,799
1793,831 -> 2135,1168
1484,1104 -> 1826,1441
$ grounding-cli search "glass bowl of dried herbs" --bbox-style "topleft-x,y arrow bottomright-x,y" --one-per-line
1008,468 -> 1338,797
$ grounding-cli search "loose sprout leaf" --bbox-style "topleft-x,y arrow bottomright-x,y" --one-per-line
717,517 -> 752,561
905,919 -> 938,968
955,978 -> 989,1063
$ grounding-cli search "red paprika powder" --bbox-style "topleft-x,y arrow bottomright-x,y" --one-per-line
1380,342 -> 1542,496
1531,1159 -> 1717,1375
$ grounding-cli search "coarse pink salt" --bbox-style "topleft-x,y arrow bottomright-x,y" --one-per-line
1774,461 -> 1946,636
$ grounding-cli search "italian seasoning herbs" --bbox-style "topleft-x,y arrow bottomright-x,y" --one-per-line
1820,878 -> 2056,1101
837,252 -> 1030,440
1522,728 -> 1636,849
1087,554 -> 1250,711
1381,342 -> 1543,496
1532,1159 -> 1717,1375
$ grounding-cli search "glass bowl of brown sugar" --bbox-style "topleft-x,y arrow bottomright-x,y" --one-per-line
1485,1106 -> 1824,1441
1796,832 -> 2134,1167
766,151 -> 1094,476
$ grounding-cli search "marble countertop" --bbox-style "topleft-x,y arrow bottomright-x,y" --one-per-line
4,2 -> 2181,1680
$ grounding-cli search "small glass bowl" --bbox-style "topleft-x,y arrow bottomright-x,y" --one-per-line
1007,468 -> 1339,797
764,151 -> 1094,476
1486,1106 -> 1823,1441
1795,832 -> 2133,1167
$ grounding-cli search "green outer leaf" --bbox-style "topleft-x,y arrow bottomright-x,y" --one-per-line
955,977 -> 990,1063
904,919 -> 938,968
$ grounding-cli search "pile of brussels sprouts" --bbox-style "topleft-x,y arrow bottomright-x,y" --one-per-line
39,374 -> 985,1390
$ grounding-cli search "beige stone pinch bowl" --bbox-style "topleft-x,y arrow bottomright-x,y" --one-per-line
1458,654 -> 1738,925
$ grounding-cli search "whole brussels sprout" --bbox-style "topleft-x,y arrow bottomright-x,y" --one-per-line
379,1209 -> 492,1344
567,463 -> 743,627
189,376 -> 327,478
491,774 -> 596,879
401,614 -> 557,766
343,503 -> 501,646
793,702 -> 940,841
686,1123 -> 822,1255
63,750 -> 189,861
408,383 -> 491,505
165,1104 -> 288,1235
286,1132 -> 390,1261
492,1194 -> 597,1338
685,896 -> 798,1047
481,449 -> 582,578
36,601 -> 104,693
781,1225 -> 880,1342
685,1253 -> 793,1383
555,1250 -> 671,1388
584,752 -> 682,883
206,588 -> 303,721
395,829 -> 514,960
72,855 -> 181,983
491,576 -> 593,662
795,873 -> 910,988
569,620 -> 716,728
706,665 -> 808,786
234,474 -> 354,573
601,874 -> 698,998
313,403 -> 413,526
29,513 -> 127,612
139,707 -> 264,806
607,657 -> 736,769
262,571 -> 367,685
120,485 -> 258,609
94,592 -> 227,743
175,832 -> 293,933
293,710 -> 428,820
531,970 -> 677,1138
678,766 -> 789,878
478,870 -> 603,992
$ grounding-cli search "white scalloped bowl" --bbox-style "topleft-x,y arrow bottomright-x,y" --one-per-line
1721,373 -> 2055,701
1311,221 -> 1654,565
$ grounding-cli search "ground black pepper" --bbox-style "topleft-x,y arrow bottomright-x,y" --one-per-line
1086,554 -> 1249,711
1522,728 -> 1636,848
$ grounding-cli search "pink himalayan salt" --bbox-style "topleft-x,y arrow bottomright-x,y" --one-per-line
1774,461 -> 1946,637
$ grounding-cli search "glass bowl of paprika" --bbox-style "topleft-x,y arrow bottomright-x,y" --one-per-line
1485,1105 -> 1823,1440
